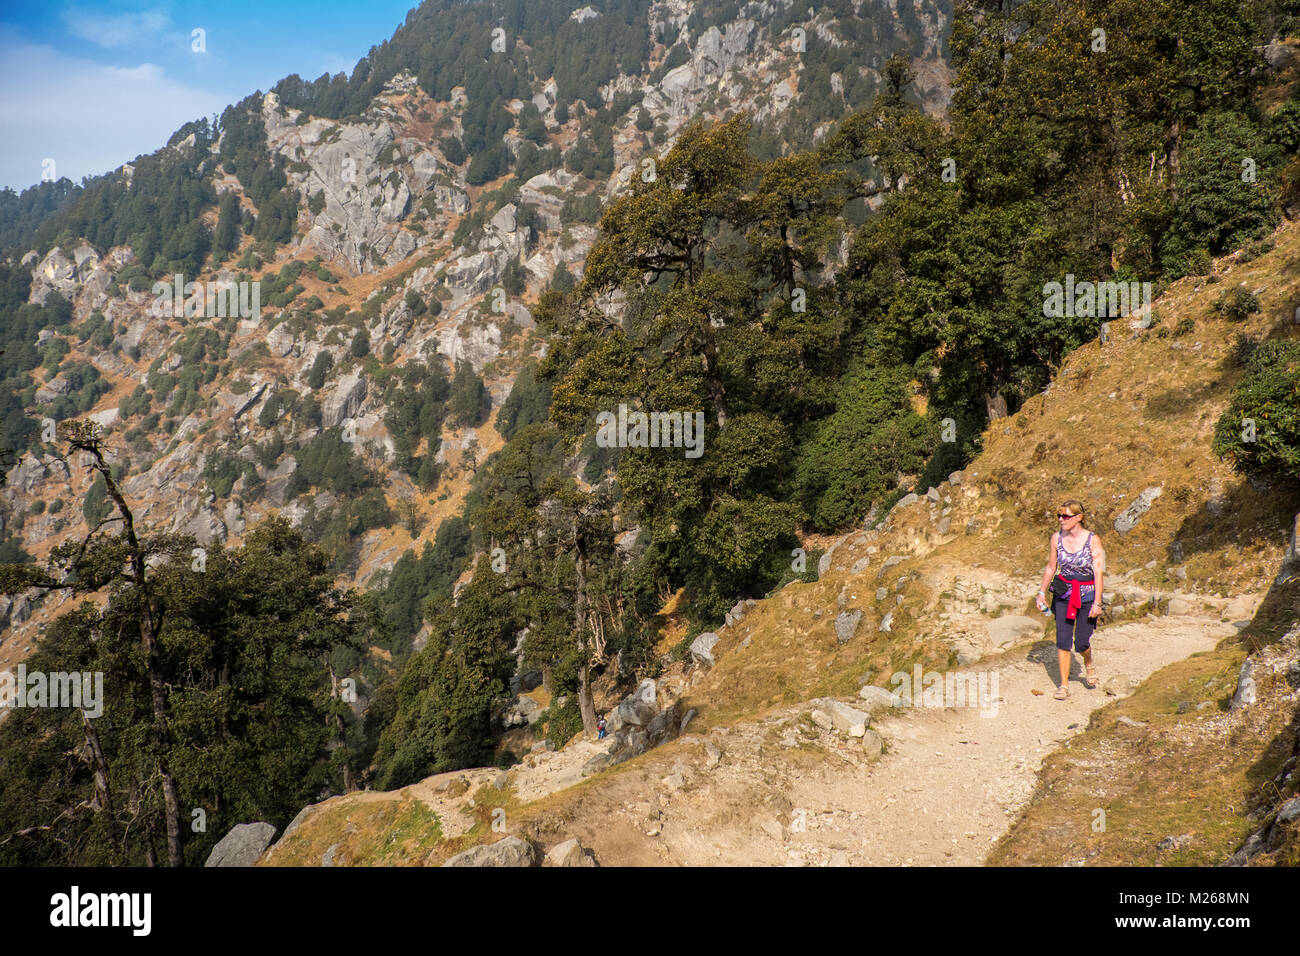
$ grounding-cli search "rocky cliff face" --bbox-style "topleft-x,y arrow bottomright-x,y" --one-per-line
0,0 -> 953,672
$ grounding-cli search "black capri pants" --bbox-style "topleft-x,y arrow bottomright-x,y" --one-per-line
1053,594 -> 1095,652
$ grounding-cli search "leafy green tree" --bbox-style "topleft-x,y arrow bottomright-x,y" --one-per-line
308,350 -> 334,389
447,361 -> 489,428
212,191 -> 241,260
1212,340 -> 1300,485
371,569 -> 515,788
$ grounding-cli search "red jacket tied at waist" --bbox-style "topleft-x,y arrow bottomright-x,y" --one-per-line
1057,575 -> 1095,621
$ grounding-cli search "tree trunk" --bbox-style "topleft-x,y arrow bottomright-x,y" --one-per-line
81,712 -> 113,817
573,533 -> 597,740
984,389 -> 1008,420
76,434 -> 184,867
577,663 -> 597,741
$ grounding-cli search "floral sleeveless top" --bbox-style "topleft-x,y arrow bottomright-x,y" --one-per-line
1057,531 -> 1095,600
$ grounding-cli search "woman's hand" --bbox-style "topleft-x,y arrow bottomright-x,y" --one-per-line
1035,593 -> 1048,612
1088,601 -> 1102,619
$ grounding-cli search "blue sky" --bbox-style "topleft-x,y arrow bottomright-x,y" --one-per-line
0,1 -> 418,191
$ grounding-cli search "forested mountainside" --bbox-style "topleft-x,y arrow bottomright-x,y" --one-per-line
0,0 -> 1298,867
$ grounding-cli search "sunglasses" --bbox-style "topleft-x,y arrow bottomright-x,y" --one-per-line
1057,513 -> 1079,520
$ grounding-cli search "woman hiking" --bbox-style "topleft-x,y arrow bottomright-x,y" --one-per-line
1034,500 -> 1105,699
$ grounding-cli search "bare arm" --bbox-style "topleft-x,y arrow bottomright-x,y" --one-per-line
1091,535 -> 1105,604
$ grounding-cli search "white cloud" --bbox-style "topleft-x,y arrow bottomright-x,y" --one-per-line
0,35 -> 239,191
61,6 -> 172,49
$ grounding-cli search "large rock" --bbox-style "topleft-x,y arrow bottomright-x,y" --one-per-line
690,631 -> 719,667
1114,487 -> 1162,535
646,707 -> 679,744
502,695 -> 542,728
205,822 -> 277,867
986,615 -> 1043,649
633,678 -> 656,706
613,697 -> 655,730
835,609 -> 863,644
544,838 -> 597,867
442,835 -> 537,867
809,698 -> 871,737
321,373 -> 368,429
725,600 -> 747,627
1229,659 -> 1257,710
858,685 -> 902,712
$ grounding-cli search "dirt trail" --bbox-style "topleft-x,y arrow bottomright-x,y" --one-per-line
518,611 -> 1241,866
783,615 -> 1239,865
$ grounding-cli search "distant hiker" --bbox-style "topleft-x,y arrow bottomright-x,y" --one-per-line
597,716 -> 607,740
1035,500 -> 1105,699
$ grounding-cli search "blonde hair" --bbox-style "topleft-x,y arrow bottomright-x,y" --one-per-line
1060,499 -> 1088,530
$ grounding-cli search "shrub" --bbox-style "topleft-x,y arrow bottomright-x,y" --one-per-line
542,696 -> 584,750
1213,287 -> 1260,322
350,328 -> 370,358
308,350 -> 334,389
1211,339 -> 1300,484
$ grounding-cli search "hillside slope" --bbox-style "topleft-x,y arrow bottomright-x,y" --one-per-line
0,0 -> 952,669
261,213 -> 1300,866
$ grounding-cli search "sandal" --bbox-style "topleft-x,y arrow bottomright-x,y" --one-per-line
1086,667 -> 1099,689
1054,684 -> 1069,700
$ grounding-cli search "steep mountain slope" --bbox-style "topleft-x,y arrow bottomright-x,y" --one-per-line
260,216 -> 1300,866
0,0 -> 952,665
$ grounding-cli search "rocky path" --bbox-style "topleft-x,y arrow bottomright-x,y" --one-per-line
523,612 -> 1243,866
779,614 -> 1238,865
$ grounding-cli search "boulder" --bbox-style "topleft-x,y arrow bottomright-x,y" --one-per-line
321,373 -> 367,429
1277,797 -> 1300,825
1103,673 -> 1135,697
680,708 -> 698,735
986,615 -> 1043,649
725,600 -> 747,627
502,695 -> 542,728
810,698 -> 870,737
858,685 -> 901,712
702,739 -> 722,769
205,822 -> 277,867
1113,487 -> 1162,535
633,678 -> 656,706
690,631 -> 719,667
861,729 -> 884,758
442,836 -> 537,867
544,839 -> 597,867
612,697 -> 655,730
1229,659 -> 1256,711
835,609 -> 863,644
